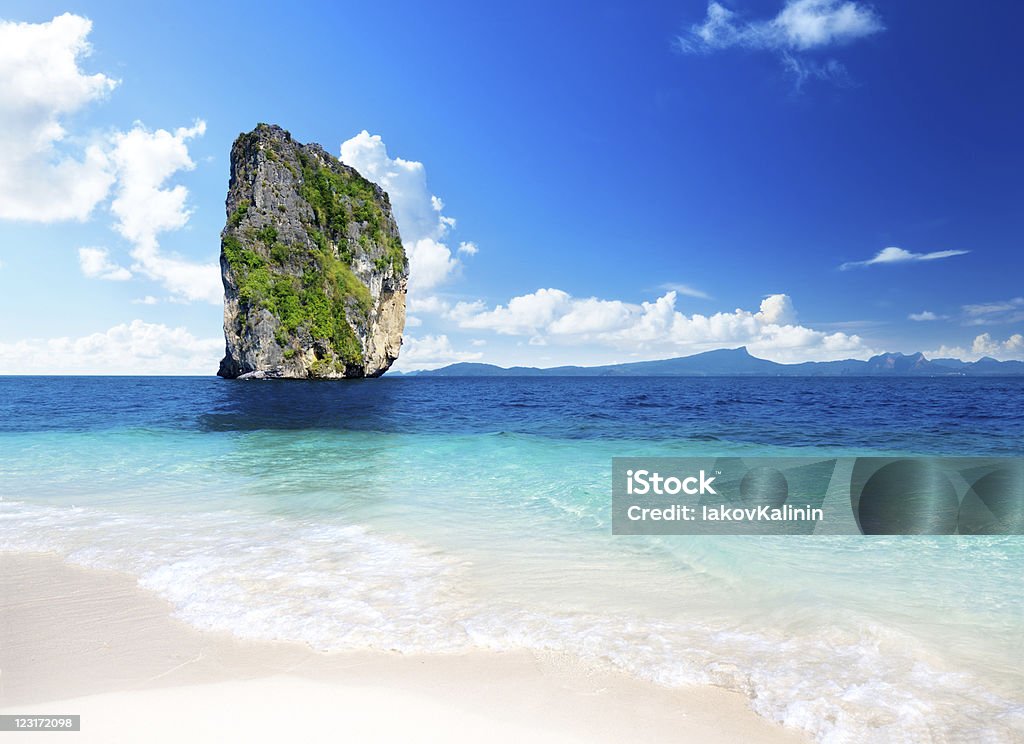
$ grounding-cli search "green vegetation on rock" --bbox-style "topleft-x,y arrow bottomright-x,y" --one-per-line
222,231 -> 366,366
297,150 -> 407,274
227,200 -> 249,228
219,124 -> 408,379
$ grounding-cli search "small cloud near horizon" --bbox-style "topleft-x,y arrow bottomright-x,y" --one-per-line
926,333 -> 1024,362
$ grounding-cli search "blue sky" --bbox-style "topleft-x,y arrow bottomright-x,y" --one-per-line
0,0 -> 1021,372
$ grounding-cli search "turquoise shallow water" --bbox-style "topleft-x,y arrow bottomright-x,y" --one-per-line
1,377 -> 1022,742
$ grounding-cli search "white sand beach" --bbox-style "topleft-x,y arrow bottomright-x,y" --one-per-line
0,552 -> 807,743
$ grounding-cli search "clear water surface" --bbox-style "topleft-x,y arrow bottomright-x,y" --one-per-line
2,376 -> 1022,743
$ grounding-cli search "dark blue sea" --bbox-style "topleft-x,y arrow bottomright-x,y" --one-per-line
2,376 -> 1022,454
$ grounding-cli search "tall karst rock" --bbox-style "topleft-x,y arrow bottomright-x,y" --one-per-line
217,124 -> 407,379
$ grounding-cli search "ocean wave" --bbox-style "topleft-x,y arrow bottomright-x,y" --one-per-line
2,500 -> 1021,743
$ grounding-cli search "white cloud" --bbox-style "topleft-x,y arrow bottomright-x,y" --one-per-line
925,344 -> 968,360
405,315 -> 423,327
392,334 -> 483,371
549,297 -> 636,335
407,295 -> 454,315
972,333 -> 1024,360
132,295 -> 158,305
659,282 -> 711,300
457,241 -> 479,256
109,121 -> 203,246
780,51 -> 852,90
840,246 -> 969,270
908,311 -> 944,321
683,0 -> 883,51
406,238 -> 458,290
962,297 -> 1024,326
454,288 -> 572,335
0,320 -> 222,374
452,289 -> 871,363
78,246 -> 131,281
926,333 -> 1024,362
679,1 -> 883,88
0,13 -> 118,221
108,120 -> 220,304
0,15 -> 217,304
774,0 -> 882,49
340,131 -> 475,294
757,293 -> 797,324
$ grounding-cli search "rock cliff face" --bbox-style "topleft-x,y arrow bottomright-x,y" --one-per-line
217,124 -> 407,379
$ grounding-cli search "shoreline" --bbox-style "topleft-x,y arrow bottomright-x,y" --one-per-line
0,551 -> 808,743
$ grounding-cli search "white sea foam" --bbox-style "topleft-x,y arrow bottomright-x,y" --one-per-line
2,500 -> 1022,743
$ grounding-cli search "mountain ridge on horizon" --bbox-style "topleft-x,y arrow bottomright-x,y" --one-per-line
395,346 -> 1024,377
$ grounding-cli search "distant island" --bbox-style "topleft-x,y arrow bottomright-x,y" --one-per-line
396,347 -> 1024,377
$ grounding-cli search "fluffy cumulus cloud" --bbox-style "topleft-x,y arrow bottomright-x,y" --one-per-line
407,294 -> 454,315
840,246 -> 969,270
340,131 -> 473,295
908,310 -> 945,322
973,333 -> 1024,358
452,288 -> 573,335
0,14 -> 218,304
448,289 -> 870,363
392,334 -> 483,371
0,13 -> 118,221
109,122 -> 203,247
0,320 -> 222,374
927,333 -> 1024,362
679,0 -> 884,88
108,120 -> 221,303
404,237 -> 459,290
77,246 -> 131,281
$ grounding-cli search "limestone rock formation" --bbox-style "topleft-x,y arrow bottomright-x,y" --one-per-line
217,124 -> 407,379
